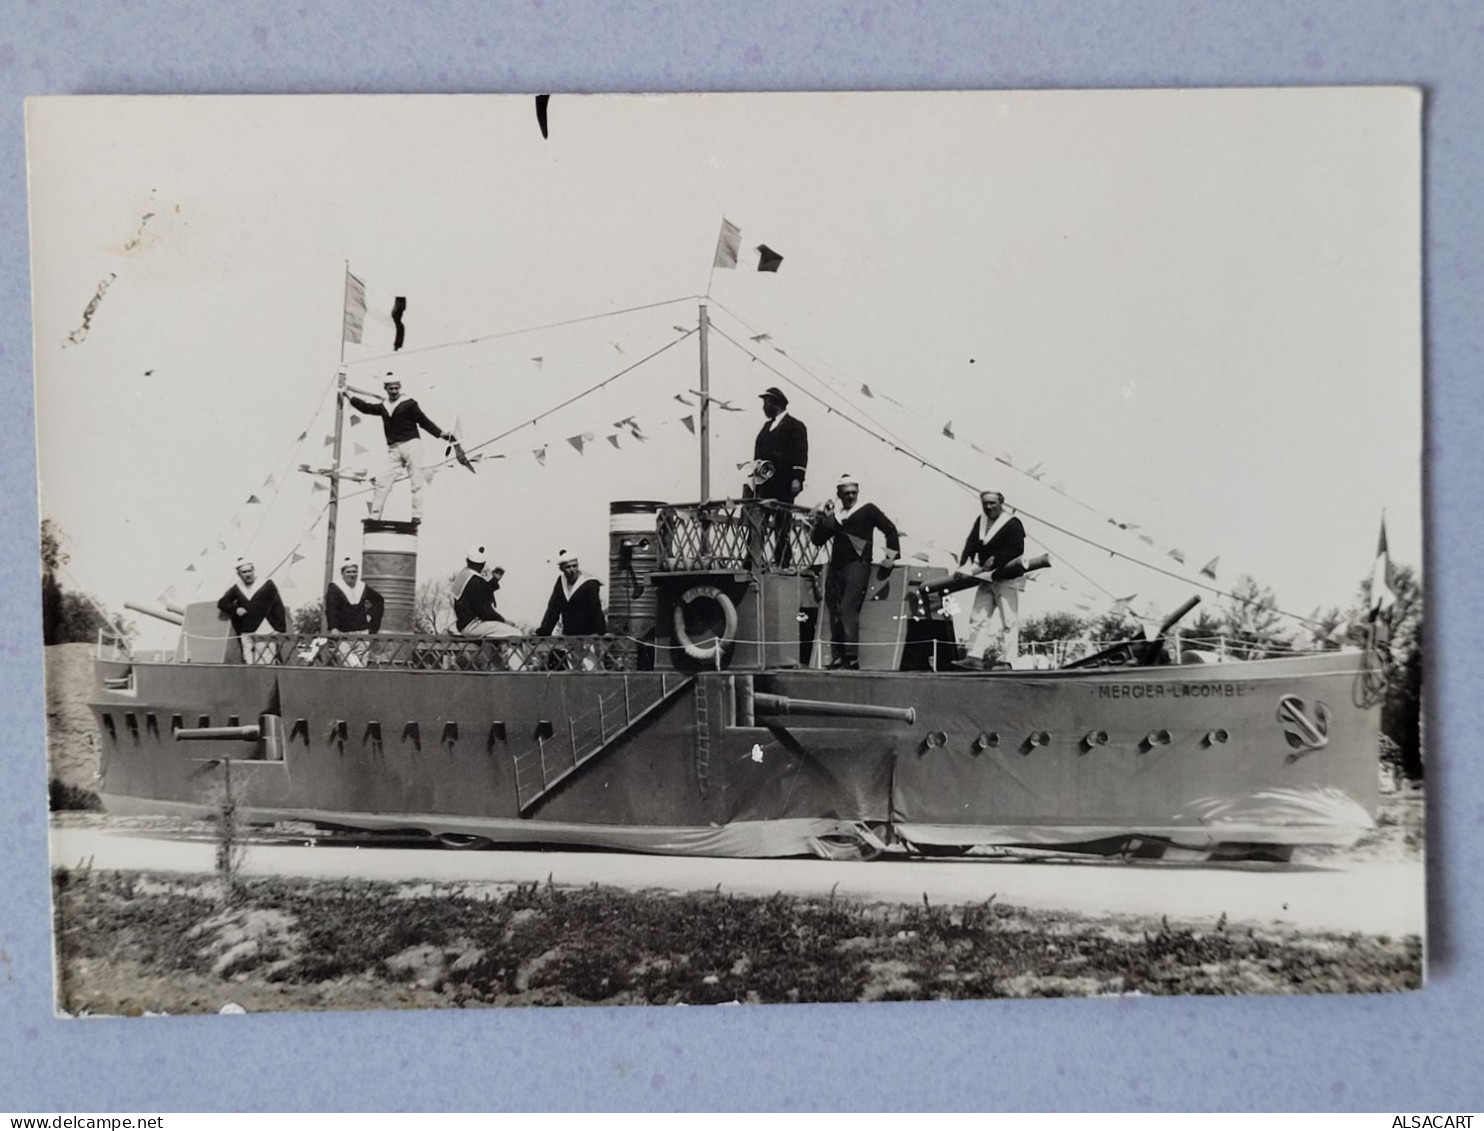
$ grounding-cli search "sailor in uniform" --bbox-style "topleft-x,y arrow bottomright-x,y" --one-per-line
344,373 -> 457,525
956,489 -> 1027,667
323,556 -> 384,665
217,557 -> 287,661
454,545 -> 520,637
536,550 -> 608,637
324,556 -> 385,635
809,473 -> 900,669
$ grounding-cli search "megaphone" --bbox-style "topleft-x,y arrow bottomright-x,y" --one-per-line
991,553 -> 1051,582
920,553 -> 1053,597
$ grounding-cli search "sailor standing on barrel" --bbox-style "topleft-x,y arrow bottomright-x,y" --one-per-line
809,473 -> 900,669
343,373 -> 457,526
956,489 -> 1026,668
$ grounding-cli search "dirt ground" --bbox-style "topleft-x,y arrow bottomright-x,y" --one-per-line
52,868 -> 1422,1016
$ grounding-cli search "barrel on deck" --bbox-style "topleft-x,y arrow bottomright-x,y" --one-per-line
362,518 -> 419,633
609,501 -> 665,668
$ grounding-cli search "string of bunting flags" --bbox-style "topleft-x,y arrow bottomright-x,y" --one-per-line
699,299 -> 1257,619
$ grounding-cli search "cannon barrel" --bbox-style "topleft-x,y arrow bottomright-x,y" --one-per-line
1157,595 -> 1202,637
124,600 -> 184,626
751,692 -> 916,724
174,725 -> 262,741
173,713 -> 285,761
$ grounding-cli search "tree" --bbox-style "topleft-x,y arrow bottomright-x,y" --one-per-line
1086,608 -> 1138,646
1019,611 -> 1085,645
40,519 -> 133,645
1216,574 -> 1293,659
1361,562 -> 1424,780
1175,607 -> 1228,655
1307,605 -> 1350,652
292,601 -> 324,635
41,518 -> 65,644
415,574 -> 456,634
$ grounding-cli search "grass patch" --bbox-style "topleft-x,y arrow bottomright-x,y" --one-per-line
52,869 -> 1423,1015
48,778 -> 101,812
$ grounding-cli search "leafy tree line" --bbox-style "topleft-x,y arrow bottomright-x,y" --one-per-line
1021,567 -> 1424,780
41,519 -> 134,645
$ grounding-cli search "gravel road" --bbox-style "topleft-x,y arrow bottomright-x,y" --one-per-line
51,822 -> 1425,936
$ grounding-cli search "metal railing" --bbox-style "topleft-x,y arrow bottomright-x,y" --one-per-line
656,499 -> 821,574
95,626 -> 133,661
242,632 -> 639,672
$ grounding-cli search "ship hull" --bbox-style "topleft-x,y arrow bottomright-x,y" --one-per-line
90,650 -> 1380,858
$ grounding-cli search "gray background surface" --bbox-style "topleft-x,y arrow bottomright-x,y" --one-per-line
1,0 -> 1475,1112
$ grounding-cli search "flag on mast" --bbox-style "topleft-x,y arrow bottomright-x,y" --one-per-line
343,269 -> 367,344
1370,517 -> 1397,615
713,219 -> 741,269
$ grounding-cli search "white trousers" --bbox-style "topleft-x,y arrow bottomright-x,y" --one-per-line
371,439 -> 427,520
461,620 -> 522,638
966,581 -> 1020,661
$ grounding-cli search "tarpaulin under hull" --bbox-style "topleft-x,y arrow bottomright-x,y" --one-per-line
90,650 -> 1380,856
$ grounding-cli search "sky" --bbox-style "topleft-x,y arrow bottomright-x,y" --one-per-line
27,90 -> 1422,650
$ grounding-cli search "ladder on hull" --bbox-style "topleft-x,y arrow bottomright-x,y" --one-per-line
512,673 -> 695,815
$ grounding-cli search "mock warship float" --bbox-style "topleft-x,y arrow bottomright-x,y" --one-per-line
88,300 -> 1383,861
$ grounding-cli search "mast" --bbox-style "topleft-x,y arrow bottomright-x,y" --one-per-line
698,302 -> 711,501
323,265 -> 351,601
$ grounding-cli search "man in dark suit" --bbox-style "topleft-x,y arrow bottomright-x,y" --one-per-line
809,473 -> 900,669
956,489 -> 1027,667
747,386 -> 808,566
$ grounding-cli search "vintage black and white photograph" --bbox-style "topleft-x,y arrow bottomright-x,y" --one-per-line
29,90 -> 1423,1014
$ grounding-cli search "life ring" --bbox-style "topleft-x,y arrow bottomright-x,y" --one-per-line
674,584 -> 739,664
